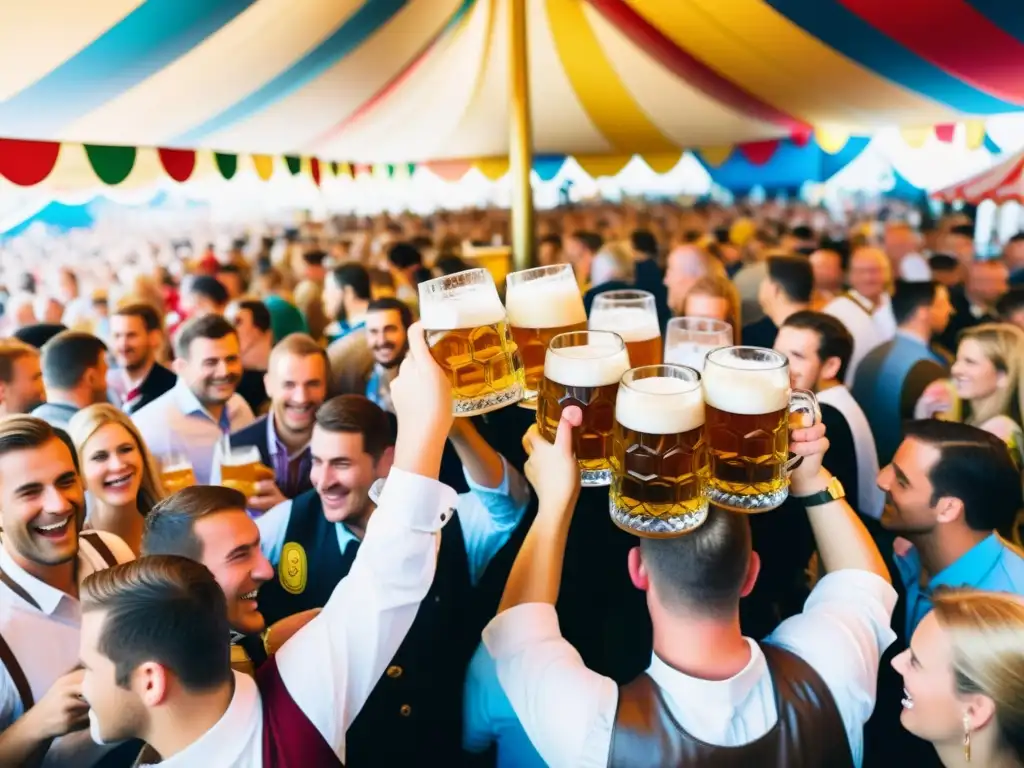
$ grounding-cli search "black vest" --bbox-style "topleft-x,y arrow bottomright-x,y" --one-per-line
256,489 -> 475,768
609,643 -> 854,768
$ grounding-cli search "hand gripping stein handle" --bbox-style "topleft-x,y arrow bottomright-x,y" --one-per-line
783,389 -> 821,475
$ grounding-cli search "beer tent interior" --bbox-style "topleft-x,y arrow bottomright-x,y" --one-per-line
0,0 -> 1023,194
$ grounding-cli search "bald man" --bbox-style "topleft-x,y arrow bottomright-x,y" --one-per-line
823,247 -> 895,384
809,249 -> 844,306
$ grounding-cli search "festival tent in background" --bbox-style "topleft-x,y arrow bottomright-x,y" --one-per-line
1,0 -> 1024,167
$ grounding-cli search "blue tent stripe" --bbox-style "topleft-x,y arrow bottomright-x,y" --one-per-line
764,0 -> 1018,114
0,0 -> 257,139
174,0 -> 408,145
964,0 -> 1024,45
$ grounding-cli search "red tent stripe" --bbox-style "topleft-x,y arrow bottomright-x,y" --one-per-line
586,0 -> 810,131
0,139 -> 60,186
839,0 -> 1024,104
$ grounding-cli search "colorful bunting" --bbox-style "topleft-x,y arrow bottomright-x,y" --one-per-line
85,144 -> 136,185
158,148 -> 196,183
0,139 -> 61,186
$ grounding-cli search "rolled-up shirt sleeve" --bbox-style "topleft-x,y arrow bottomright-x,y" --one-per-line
459,456 -> 531,585
483,603 -> 617,768
767,570 -> 898,767
275,468 -> 457,760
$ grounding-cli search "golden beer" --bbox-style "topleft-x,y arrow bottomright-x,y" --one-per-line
589,290 -> 662,367
537,330 -> 630,486
420,268 -> 525,415
161,461 -> 196,495
702,346 -> 819,512
505,264 -> 587,407
220,446 -> 274,499
610,365 -> 708,537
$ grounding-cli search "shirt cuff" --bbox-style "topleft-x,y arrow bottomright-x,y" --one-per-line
483,603 -> 562,660
463,456 -> 511,495
805,569 -> 898,615
375,467 -> 458,533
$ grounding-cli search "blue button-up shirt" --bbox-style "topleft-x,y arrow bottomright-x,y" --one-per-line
895,533 -> 1024,639
132,379 -> 255,484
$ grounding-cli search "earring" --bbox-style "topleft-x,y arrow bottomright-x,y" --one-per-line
963,712 -> 971,762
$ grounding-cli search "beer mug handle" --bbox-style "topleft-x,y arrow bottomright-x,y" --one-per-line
783,388 -> 821,475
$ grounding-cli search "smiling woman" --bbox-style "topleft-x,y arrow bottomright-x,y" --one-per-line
68,403 -> 165,556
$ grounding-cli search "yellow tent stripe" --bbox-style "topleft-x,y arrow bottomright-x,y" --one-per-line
626,0 -> 950,128
546,0 -> 675,153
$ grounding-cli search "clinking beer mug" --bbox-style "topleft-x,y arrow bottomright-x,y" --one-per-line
218,441 -> 275,500
702,346 -> 821,513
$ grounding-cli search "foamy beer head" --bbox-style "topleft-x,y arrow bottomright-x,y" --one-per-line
505,264 -> 586,330
419,268 -> 507,331
589,290 -> 662,367
219,445 -> 269,499
539,330 -> 630,486
664,317 -> 733,373
702,348 -> 790,416
419,268 -> 525,415
616,370 -> 704,436
611,364 -> 709,537
702,346 -> 797,513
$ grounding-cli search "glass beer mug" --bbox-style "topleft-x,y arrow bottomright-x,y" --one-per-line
419,268 -> 525,416
218,444 -> 275,500
589,290 -> 662,367
537,330 -> 630,487
160,451 -> 196,495
702,346 -> 821,512
610,364 -> 709,537
505,264 -> 587,408
663,317 -> 733,373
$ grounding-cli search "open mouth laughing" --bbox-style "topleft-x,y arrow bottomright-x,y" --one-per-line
901,688 -> 914,710
103,471 -> 134,490
34,515 -> 73,539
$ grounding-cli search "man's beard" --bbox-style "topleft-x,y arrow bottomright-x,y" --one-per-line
376,344 -> 407,369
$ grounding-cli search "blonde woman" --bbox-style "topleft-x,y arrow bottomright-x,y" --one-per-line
917,323 -> 1024,465
893,589 -> 1024,767
69,403 -> 165,555
682,274 -> 742,344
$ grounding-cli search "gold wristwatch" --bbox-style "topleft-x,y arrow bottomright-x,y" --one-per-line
792,473 -> 845,507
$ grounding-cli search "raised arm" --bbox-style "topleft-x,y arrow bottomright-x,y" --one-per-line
272,321 -> 456,760
483,407 -> 618,767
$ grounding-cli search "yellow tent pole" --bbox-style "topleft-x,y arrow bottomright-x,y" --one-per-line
508,0 -> 535,270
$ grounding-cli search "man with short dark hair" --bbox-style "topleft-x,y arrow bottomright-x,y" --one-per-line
0,339 -> 45,416
180,274 -> 229,318
938,259 -> 1008,352
325,264 -> 375,396
484,405 -> 895,767
387,242 -> 424,308
215,263 -> 246,300
255,386 -> 529,766
363,298 -> 412,413
227,299 -> 273,414
226,334 -> 329,507
997,285 -> 1024,331
109,303 -> 175,415
776,311 -> 883,518
133,314 -> 254,484
743,254 -> 813,348
0,416 -> 133,766
79,318 -> 464,765
852,280 -> 953,466
32,331 -> 109,429
565,231 -> 602,289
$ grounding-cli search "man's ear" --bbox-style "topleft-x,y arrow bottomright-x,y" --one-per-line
172,357 -> 187,376
935,496 -> 965,525
820,355 -> 842,382
627,546 -> 649,592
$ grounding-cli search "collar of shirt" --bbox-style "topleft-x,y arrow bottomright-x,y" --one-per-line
848,289 -> 878,313
173,379 -> 232,432
895,533 -> 1005,593
647,638 -> 766,713
266,414 -> 309,463
0,545 -> 71,615
145,672 -> 260,767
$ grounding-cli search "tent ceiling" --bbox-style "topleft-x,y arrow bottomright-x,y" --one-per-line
2,0 -> 1022,162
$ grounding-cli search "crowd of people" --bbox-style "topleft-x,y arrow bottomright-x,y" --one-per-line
0,199 -> 1022,767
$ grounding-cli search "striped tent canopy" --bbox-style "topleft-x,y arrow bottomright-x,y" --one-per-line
932,149 -> 1024,204
2,0 -> 1023,165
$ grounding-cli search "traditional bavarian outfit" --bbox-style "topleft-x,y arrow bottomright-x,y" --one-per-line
0,531 -> 132,767
483,570 -> 897,767
255,459 -> 528,766
137,467 -> 457,767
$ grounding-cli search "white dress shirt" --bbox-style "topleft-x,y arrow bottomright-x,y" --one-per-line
483,570 -> 897,768
258,456 -> 529,587
132,379 -> 254,484
816,386 -> 886,519
146,467 -> 457,767
0,531 -> 135,767
823,294 -> 889,385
